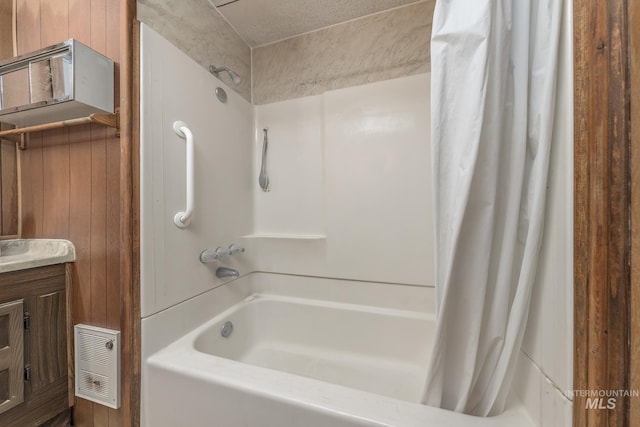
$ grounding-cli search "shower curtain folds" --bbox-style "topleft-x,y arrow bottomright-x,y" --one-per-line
423,0 -> 562,416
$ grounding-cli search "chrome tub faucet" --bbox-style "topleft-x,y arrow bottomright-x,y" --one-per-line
200,244 -> 245,263
200,247 -> 232,263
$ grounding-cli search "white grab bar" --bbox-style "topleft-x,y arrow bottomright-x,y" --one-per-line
173,121 -> 194,228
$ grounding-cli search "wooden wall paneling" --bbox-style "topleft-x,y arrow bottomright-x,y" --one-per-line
1,139 -> 3,235
70,395 -> 93,427
605,2 -> 631,426
67,126 -> 91,327
90,0 -> 108,333
68,2 -> 98,425
20,132 -> 44,238
1,144 -> 3,236
89,126 -> 108,326
0,2 -> 18,239
106,0 -> 125,417
16,0 -> 44,239
106,0 -> 123,338
0,131 -> 18,237
67,0 -> 93,344
90,0 -> 108,59
1,142 -> 3,236
1,140 -> 3,236
41,126 -> 70,238
40,0 -> 68,48
0,0 -> 13,60
92,400 -> 109,427
120,3 -> 140,425
69,0 -> 91,44
574,0 -> 632,426
40,0 -> 70,240
630,0 -> 640,424
573,1 -> 596,422
67,128 -> 94,425
12,0 -> 136,425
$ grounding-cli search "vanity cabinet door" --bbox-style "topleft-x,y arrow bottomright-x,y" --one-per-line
27,288 -> 67,393
0,299 -> 24,415
0,264 -> 71,426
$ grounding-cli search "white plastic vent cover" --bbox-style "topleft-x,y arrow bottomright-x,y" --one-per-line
74,324 -> 121,409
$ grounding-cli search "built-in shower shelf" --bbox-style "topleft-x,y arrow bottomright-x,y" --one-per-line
242,233 -> 326,240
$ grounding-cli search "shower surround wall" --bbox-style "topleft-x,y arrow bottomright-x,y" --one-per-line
250,74 -> 433,286
247,1 -> 436,285
513,0 -> 574,425
252,1 -> 435,104
140,25 -> 254,316
137,0 -> 251,100
138,0 -> 438,312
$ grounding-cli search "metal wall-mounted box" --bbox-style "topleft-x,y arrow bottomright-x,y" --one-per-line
74,324 -> 121,409
0,39 -> 114,126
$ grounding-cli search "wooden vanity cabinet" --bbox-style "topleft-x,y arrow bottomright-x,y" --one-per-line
0,264 -> 72,426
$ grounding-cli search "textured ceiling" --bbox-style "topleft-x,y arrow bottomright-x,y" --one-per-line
208,0 -> 421,47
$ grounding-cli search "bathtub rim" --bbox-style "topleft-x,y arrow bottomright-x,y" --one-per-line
146,330 -> 534,427
142,272 -> 534,427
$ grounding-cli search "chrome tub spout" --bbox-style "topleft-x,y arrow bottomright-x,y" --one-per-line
216,267 -> 239,278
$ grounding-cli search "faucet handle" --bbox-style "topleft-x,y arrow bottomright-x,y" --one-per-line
199,247 -> 232,263
215,247 -> 233,257
200,249 -> 217,263
200,245 -> 243,264
229,244 -> 245,255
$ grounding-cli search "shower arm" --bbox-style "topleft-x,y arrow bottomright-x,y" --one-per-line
209,65 -> 242,84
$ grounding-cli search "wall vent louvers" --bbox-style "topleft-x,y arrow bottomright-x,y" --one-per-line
74,324 -> 120,409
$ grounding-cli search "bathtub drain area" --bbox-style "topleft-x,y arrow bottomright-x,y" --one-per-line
240,341 -> 427,402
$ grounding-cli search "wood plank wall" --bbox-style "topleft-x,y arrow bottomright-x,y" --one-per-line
0,0 -> 19,238
630,0 -> 640,425
574,0 -> 632,426
13,0 -> 136,425
0,133 -> 18,237
0,0 -> 12,60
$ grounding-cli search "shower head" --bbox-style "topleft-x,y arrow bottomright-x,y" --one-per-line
209,65 -> 242,84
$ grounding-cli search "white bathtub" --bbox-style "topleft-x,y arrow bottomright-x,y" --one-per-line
142,273 -> 534,427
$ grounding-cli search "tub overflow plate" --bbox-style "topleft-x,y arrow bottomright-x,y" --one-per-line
221,321 -> 234,338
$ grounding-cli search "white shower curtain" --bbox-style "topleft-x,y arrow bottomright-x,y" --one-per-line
423,0 -> 562,416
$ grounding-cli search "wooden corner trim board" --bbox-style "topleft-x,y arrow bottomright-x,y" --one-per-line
574,0 -> 634,426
